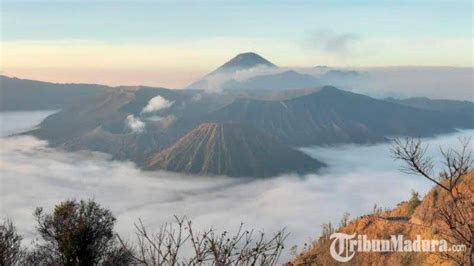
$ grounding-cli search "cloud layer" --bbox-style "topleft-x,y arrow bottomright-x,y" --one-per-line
0,111 -> 472,260
0,110 -> 58,137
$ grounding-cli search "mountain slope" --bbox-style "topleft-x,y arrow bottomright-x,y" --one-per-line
211,52 -> 276,74
28,86 -> 198,165
221,70 -> 321,91
147,123 -> 324,177
25,81 -> 473,177
289,172 -> 474,265
0,75 -> 109,111
385,97 -> 474,117
31,85 -> 473,168
184,52 -> 277,91
204,86 -> 473,146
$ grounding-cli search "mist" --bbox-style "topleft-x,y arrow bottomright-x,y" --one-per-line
348,67 -> 474,100
0,111 -> 473,260
189,65 -> 284,92
194,66 -> 473,100
301,66 -> 473,100
0,110 -> 58,137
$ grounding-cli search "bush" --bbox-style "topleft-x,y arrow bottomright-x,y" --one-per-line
2,199 -> 286,265
406,190 -> 421,216
0,200 -> 288,266
32,199 -> 128,265
0,219 -> 25,265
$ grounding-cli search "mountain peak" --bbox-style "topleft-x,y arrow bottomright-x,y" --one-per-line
184,52 -> 277,90
214,52 -> 277,73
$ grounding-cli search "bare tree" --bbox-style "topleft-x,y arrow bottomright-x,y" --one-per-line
118,216 -> 288,265
392,137 -> 473,265
319,222 -> 335,240
0,219 -> 25,265
338,212 -> 351,228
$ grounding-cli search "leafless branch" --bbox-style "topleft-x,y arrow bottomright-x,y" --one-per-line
118,216 -> 288,265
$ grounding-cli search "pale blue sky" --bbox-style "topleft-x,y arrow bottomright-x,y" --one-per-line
1,0 -> 472,86
2,0 -> 471,42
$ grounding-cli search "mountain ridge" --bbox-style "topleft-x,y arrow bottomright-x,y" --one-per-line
20,78 -> 474,178
0,75 -> 110,111
203,86 -> 472,146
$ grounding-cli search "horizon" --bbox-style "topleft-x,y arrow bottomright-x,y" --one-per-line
2,56 -> 473,89
1,0 -> 472,88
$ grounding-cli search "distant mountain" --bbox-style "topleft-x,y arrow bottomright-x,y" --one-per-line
0,75 -> 109,111
385,97 -> 474,117
318,70 -> 366,89
211,52 -> 277,74
221,70 -> 321,91
320,70 -> 361,80
25,79 -> 474,178
147,123 -> 323,177
184,52 -> 277,91
204,86 -> 473,146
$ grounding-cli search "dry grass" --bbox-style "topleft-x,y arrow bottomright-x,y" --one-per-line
288,172 -> 473,266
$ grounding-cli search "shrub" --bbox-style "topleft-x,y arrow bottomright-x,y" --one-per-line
32,199 -> 125,265
406,190 -> 421,216
0,219 -> 25,265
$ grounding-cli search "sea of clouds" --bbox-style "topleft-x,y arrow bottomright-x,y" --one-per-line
0,111 -> 472,260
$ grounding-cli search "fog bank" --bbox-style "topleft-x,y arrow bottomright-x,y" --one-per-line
0,110 -> 57,137
0,111 -> 472,260
196,66 -> 473,100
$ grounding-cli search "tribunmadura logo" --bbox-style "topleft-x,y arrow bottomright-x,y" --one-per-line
329,233 -> 467,263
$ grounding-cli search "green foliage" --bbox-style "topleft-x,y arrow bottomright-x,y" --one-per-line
33,199 -> 125,265
407,190 -> 421,217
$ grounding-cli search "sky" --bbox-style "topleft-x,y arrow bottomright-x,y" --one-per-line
0,0 -> 473,87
